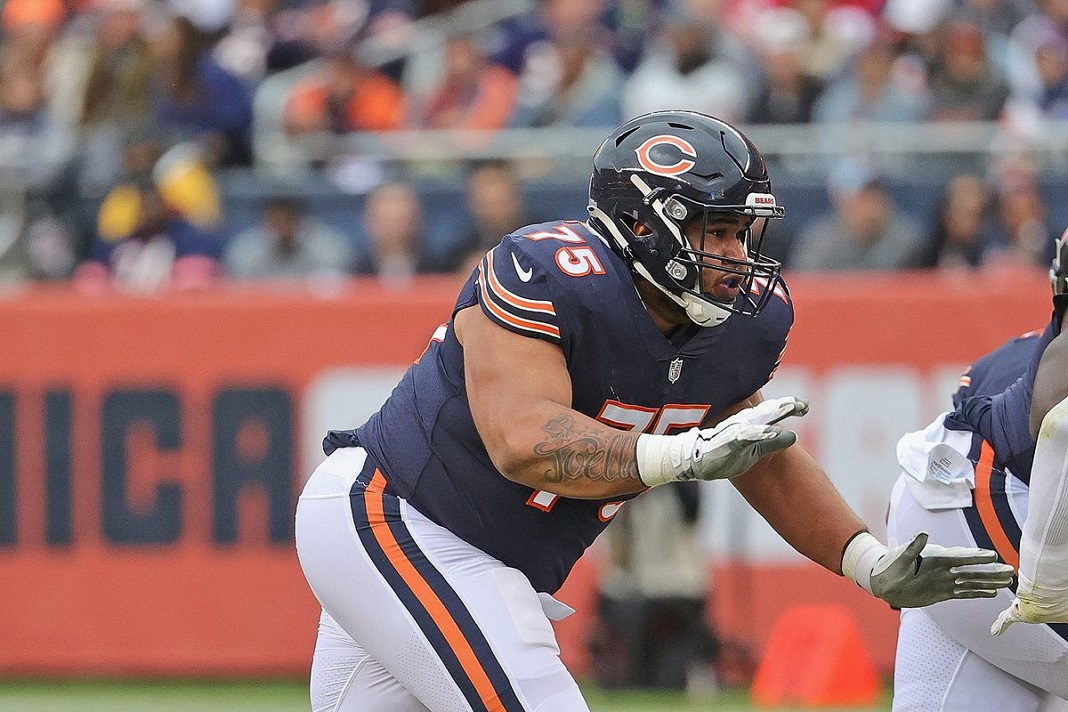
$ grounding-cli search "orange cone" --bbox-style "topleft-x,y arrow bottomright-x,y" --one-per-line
751,604 -> 881,707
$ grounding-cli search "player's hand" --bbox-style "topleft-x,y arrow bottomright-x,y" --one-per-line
676,421 -> 796,482
636,397 -> 808,486
844,532 -> 1015,609
991,575 -> 1068,636
718,396 -> 811,429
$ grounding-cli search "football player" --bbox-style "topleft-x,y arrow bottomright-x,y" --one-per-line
888,230 -> 1068,711
295,111 -> 1014,712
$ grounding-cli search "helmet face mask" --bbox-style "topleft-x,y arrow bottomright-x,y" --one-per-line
588,111 -> 786,327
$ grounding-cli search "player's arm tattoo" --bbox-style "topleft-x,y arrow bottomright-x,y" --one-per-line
533,412 -> 641,484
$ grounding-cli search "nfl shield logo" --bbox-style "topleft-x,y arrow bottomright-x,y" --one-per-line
668,357 -> 683,383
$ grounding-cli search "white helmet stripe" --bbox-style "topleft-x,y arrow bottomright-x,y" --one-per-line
629,174 -> 689,252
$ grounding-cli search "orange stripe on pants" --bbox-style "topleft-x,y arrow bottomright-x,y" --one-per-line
364,470 -> 507,711
973,441 -> 1020,571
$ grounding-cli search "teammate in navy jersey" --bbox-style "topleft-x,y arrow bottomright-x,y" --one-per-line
295,111 -> 1013,712
888,231 -> 1068,712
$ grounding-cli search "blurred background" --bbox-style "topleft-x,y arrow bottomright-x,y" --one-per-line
0,0 -> 1065,708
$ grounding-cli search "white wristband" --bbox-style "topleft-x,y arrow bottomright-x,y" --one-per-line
841,532 -> 887,594
635,433 -> 678,488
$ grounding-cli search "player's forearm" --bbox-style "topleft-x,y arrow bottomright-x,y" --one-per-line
488,403 -> 647,499
731,445 -> 865,574
1031,331 -> 1068,436
1020,395 -> 1068,593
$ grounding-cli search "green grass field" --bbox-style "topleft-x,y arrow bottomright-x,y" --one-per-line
0,679 -> 892,711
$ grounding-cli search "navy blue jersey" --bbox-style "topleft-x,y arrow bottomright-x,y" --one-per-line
945,323 -> 1056,485
330,220 -> 793,593
951,329 -> 1045,409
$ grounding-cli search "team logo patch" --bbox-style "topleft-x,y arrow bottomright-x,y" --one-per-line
668,357 -> 684,383
635,135 -> 697,177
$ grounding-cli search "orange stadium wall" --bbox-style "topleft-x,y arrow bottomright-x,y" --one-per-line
0,271 -> 1053,679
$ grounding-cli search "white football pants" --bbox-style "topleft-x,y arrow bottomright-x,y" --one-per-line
887,475 -> 1068,712
295,447 -> 590,712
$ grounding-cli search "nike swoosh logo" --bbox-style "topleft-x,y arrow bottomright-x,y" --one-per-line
511,251 -> 533,282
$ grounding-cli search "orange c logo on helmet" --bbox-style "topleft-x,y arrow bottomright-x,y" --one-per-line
635,135 -> 697,176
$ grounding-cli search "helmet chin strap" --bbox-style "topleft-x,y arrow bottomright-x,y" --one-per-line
587,207 -> 732,328
681,293 -> 733,327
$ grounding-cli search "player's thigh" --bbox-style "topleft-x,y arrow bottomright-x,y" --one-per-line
297,462 -> 475,710
888,477 -> 1068,701
894,607 -> 1046,712
398,503 -> 590,712
311,609 -> 429,712
297,451 -> 588,711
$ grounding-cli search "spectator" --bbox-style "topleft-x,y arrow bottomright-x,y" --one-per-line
1005,9 -> 1068,106
1,0 -> 66,39
77,0 -> 153,132
791,167 -> 925,271
747,7 -> 825,125
349,0 -> 418,82
1002,14 -> 1068,133
987,154 -> 1056,269
149,13 -> 254,166
602,0 -> 670,73
925,18 -> 1009,122
211,0 -> 282,87
908,172 -> 1003,269
0,26 -> 81,279
213,0 -> 322,79
508,23 -> 623,129
954,0 -> 1032,76
487,0 -> 609,78
353,180 -> 430,286
413,32 -> 517,131
283,47 -> 406,135
812,37 -> 929,124
622,9 -> 751,123
881,0 -> 949,71
1,0 -> 65,76
224,194 -> 354,280
0,203 -> 77,283
38,0 -> 154,194
74,179 -> 222,292
485,0 -> 624,127
791,0 -> 878,82
0,0 -> 73,185
0,48 -> 50,144
448,160 -> 533,275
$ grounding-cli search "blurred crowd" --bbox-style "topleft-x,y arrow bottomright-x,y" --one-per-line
0,0 -> 1066,290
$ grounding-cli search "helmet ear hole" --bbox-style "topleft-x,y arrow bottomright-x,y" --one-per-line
622,212 -> 651,237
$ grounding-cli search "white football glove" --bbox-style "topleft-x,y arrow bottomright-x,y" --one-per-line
843,532 -> 1015,609
991,574 -> 1068,636
636,397 -> 808,487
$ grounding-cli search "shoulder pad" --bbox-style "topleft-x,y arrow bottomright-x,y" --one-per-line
476,237 -> 561,344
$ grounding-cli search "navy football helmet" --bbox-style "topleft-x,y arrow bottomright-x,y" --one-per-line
587,111 -> 785,327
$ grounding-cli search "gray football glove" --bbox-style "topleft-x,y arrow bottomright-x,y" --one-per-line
1051,226 -> 1068,296
636,397 -> 808,486
844,532 -> 1015,609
